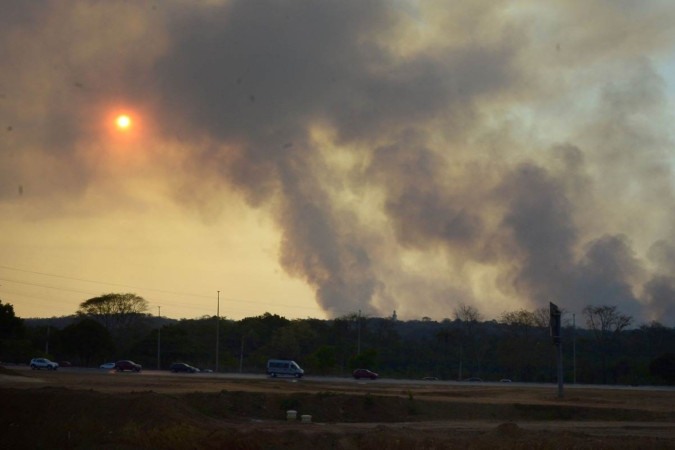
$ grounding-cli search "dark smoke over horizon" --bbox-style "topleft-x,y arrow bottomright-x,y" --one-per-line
2,1 -> 675,324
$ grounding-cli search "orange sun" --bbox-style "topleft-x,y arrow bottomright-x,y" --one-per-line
115,114 -> 131,130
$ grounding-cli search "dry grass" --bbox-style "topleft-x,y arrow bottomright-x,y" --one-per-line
2,365 -> 674,449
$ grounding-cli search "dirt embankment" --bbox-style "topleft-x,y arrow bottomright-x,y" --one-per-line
2,366 -> 675,449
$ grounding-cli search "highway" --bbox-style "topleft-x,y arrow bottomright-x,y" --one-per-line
8,364 -> 675,392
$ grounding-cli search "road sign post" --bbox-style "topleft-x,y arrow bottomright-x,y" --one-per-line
550,302 -> 563,398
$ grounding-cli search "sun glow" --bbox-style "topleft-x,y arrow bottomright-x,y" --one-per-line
116,114 -> 131,130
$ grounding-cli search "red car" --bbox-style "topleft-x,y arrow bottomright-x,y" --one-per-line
352,369 -> 378,380
115,360 -> 142,372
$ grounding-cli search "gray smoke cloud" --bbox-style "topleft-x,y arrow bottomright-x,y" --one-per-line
3,1 -> 675,323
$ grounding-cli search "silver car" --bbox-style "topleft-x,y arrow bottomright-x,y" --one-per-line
30,358 -> 59,370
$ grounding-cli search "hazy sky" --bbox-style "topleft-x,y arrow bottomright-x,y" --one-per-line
2,0 -> 675,324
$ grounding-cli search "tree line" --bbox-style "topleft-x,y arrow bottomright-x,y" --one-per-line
1,294 -> 674,385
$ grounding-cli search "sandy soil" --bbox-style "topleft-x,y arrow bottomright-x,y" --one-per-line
2,366 -> 674,449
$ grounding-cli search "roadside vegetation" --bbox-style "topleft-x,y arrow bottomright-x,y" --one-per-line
1,296 -> 674,385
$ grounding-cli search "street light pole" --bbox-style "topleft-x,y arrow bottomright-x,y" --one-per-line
216,291 -> 220,373
157,306 -> 161,370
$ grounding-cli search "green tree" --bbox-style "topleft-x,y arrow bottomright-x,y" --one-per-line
77,293 -> 149,333
435,325 -> 460,380
650,353 -> 675,385
0,300 -> 25,339
583,305 -> 633,383
61,319 -> 115,366
237,313 -> 291,366
0,300 -> 31,363
498,309 -> 547,381
350,348 -> 377,370
454,303 -> 483,379
311,345 -> 337,374
272,326 -> 299,359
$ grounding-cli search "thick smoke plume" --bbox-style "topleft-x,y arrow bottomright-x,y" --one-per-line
2,1 -> 675,323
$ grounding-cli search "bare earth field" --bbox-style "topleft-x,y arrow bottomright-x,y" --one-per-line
1,366 -> 675,449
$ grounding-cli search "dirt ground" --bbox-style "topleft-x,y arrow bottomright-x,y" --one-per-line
2,366 -> 675,449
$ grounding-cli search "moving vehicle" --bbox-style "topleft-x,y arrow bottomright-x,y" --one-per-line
266,359 -> 304,378
30,358 -> 58,370
99,362 -> 115,370
115,360 -> 142,372
169,362 -> 199,373
352,368 -> 378,380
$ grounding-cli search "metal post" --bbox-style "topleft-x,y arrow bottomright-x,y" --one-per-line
157,306 -> 161,370
550,302 -> 563,398
239,334 -> 244,373
216,291 -> 220,373
458,344 -> 463,381
357,310 -> 361,355
45,324 -> 50,355
557,341 -> 564,398
572,313 -> 576,384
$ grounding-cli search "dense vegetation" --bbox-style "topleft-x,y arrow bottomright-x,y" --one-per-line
1,296 -> 674,385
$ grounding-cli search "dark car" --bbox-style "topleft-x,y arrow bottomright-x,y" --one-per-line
464,377 -> 483,382
115,360 -> 142,372
352,368 -> 378,380
169,362 -> 199,373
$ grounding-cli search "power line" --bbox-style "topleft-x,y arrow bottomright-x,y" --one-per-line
0,264 -> 330,318
0,265 -> 213,299
0,277 -> 101,296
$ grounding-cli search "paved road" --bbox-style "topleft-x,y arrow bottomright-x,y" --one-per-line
9,364 -> 675,392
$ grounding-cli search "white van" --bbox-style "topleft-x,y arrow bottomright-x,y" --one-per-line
266,359 -> 304,378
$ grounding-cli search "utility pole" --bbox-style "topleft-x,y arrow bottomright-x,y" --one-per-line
239,334 -> 244,373
573,313 -> 577,384
216,291 -> 220,373
45,323 -> 50,355
157,306 -> 161,370
357,310 -> 361,355
458,344 -> 463,381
